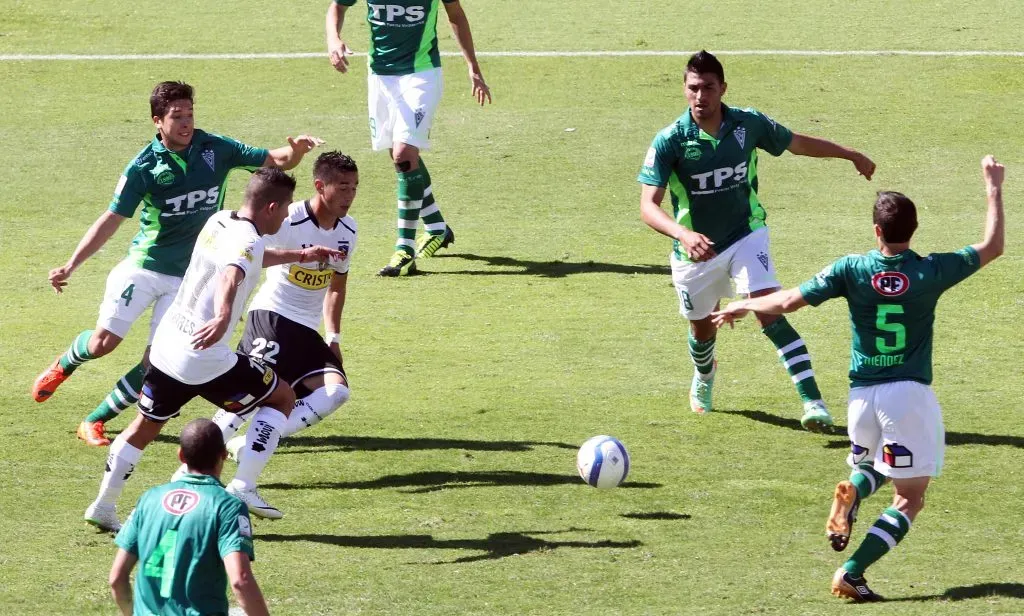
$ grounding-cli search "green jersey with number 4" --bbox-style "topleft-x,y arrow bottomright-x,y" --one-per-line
115,474 -> 255,616
335,0 -> 457,76
799,247 -> 981,387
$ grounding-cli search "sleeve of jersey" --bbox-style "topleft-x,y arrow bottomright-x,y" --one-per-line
113,503 -> 141,555
217,500 -> 255,561
799,258 -> 847,306
333,227 -> 356,274
637,133 -> 674,187
217,135 -> 270,171
933,246 -> 982,290
225,238 -> 260,280
108,164 -> 147,218
753,110 -> 794,156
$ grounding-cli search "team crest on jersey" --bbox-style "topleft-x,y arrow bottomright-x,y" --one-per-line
162,489 -> 201,515
734,126 -> 746,149
882,443 -> 913,468
871,271 -> 910,296
237,514 -> 252,538
151,160 -> 175,186
414,107 -> 425,128
202,148 -> 215,171
643,147 -> 657,168
684,146 -> 702,161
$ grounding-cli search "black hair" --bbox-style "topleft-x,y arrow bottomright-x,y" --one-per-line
873,191 -> 918,243
685,50 -> 725,83
313,151 -> 358,182
179,419 -> 226,473
244,168 -> 297,210
150,81 -> 194,118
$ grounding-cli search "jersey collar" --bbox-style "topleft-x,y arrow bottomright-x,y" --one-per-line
305,199 -> 341,230
682,104 -> 737,141
869,248 -> 916,263
178,472 -> 225,487
151,128 -> 207,154
231,211 -> 262,236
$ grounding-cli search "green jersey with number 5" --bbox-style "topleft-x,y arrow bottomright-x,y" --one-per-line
115,473 -> 254,616
799,247 -> 981,387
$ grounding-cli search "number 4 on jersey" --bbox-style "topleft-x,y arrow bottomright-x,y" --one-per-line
143,529 -> 178,598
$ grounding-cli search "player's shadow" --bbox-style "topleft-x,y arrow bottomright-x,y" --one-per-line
276,434 -> 578,455
427,253 -> 671,278
888,582 -> 1024,602
721,409 -> 1024,449
258,528 -> 643,564
262,470 -> 662,494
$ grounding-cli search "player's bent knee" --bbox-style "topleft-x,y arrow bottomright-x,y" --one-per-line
323,383 -> 350,410
266,382 -> 296,416
89,329 -> 124,357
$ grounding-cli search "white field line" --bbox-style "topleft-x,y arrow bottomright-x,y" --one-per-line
2,50 -> 1024,61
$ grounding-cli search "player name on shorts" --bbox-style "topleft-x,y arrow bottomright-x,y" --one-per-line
855,351 -> 906,368
287,265 -> 333,290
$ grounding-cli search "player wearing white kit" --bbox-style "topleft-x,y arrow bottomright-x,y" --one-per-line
84,169 -> 342,530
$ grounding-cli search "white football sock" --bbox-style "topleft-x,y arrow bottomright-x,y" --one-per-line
281,384 -> 350,437
95,435 -> 143,507
231,407 -> 287,490
213,408 -> 247,443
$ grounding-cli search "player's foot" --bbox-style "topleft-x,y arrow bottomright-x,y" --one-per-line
227,483 -> 284,520
801,400 -> 834,433
170,463 -> 189,482
826,480 -> 860,551
415,226 -> 455,258
225,435 -> 245,462
689,363 -> 716,414
76,420 -> 110,447
831,568 -> 884,602
32,357 -> 70,402
378,250 -> 417,277
84,502 -> 121,532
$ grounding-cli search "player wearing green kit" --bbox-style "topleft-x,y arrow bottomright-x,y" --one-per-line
326,0 -> 491,276
109,418 -> 269,616
712,156 -> 1006,601
639,51 -> 876,431
32,81 -> 322,447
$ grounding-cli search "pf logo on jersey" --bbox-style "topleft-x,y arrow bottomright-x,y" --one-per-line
871,271 -> 910,297
368,3 -> 425,23
162,489 -> 201,515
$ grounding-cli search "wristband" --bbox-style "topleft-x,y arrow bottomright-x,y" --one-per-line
324,332 -> 341,345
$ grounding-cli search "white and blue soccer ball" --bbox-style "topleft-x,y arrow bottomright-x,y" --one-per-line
576,435 -> 630,488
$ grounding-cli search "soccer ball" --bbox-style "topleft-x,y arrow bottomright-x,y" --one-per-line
576,435 -> 630,488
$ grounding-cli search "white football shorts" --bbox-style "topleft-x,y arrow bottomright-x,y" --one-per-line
96,260 -> 181,342
846,380 -> 945,479
367,67 -> 443,151
670,226 -> 780,320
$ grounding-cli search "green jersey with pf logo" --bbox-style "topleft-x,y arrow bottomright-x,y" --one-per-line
115,473 -> 255,616
110,129 -> 268,277
799,247 -> 981,387
335,0 -> 457,75
637,104 -> 793,261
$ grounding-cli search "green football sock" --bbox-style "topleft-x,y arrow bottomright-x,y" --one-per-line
843,507 -> 911,577
688,334 -> 716,375
762,317 -> 823,403
395,167 -> 426,257
85,362 -> 145,423
850,462 -> 887,500
58,330 -> 96,375
417,158 -> 447,235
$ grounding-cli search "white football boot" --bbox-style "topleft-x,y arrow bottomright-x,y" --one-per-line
84,501 -> 121,532
227,482 -> 283,520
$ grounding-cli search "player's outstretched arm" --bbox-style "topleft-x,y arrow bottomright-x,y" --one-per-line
640,184 -> 716,262
49,210 -> 128,293
224,552 -> 270,616
787,133 -> 875,180
971,155 -> 1006,267
326,2 -> 352,73
712,288 -> 808,328
324,272 -> 348,360
108,548 -> 137,616
444,1 -> 492,106
265,136 -> 325,170
263,245 -> 344,267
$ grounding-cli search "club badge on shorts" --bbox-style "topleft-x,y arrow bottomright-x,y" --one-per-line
882,443 -> 913,468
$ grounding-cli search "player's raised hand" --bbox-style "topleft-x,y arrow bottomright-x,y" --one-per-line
300,245 -> 344,263
469,72 -> 491,106
711,301 -> 751,329
191,315 -> 231,350
852,152 -> 876,180
329,43 -> 352,73
48,265 -> 74,294
982,155 -> 1004,187
288,135 -> 325,154
678,229 -> 716,262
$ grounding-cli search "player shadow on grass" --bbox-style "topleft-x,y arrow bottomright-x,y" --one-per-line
887,582 -> 1024,602
425,253 -> 671,278
258,528 -> 643,564
150,433 -> 577,454
720,409 -> 1024,449
261,470 -> 662,494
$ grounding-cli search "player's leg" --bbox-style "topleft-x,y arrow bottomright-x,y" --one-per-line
85,366 -> 189,531
416,156 -> 455,258
283,371 -> 350,438
672,253 -> 731,414
732,229 -> 831,430
405,69 -> 449,258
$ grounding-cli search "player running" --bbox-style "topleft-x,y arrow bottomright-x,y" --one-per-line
639,50 -> 876,431
33,81 -> 323,448
109,419 -> 269,616
326,0 -> 491,276
712,156 -> 1006,600
86,169 -> 342,530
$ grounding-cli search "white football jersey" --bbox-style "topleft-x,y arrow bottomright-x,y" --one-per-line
248,201 -> 356,331
151,210 -> 266,385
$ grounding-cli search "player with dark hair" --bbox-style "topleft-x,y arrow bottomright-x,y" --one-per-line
712,156 -> 1006,600
638,50 -> 876,430
33,80 -> 324,448
85,169 -> 343,530
109,418 -> 270,616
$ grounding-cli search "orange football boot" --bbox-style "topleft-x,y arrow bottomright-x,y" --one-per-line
32,357 -> 71,402
77,421 -> 111,447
